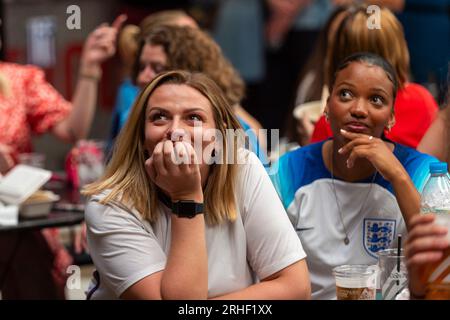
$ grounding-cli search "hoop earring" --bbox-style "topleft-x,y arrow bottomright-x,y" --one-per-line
324,112 -> 329,122
386,122 -> 394,132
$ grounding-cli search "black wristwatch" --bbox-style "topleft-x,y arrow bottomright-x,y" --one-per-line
171,200 -> 204,219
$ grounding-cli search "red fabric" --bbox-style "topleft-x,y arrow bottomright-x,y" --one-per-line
311,83 -> 439,148
311,116 -> 333,143
0,62 -> 72,156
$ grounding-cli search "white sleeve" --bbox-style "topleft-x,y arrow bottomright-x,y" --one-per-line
85,199 -> 166,297
238,151 -> 307,280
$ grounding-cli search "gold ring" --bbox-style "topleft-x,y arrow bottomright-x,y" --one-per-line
368,136 -> 373,140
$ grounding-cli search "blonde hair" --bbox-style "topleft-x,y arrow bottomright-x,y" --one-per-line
118,10 -> 197,76
325,5 -> 410,89
139,9 -> 197,37
118,24 -> 140,70
83,70 -> 242,225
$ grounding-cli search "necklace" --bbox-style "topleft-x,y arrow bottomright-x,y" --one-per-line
330,149 -> 377,245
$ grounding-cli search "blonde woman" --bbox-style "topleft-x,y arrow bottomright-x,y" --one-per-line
83,70 -> 310,299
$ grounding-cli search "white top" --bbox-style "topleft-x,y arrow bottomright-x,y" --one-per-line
289,180 -> 406,300
271,141 -> 436,300
85,150 -> 306,299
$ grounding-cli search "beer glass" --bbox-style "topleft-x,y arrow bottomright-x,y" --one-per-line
333,264 -> 377,300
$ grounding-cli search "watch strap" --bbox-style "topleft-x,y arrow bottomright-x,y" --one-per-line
171,200 -> 204,218
156,190 -> 203,218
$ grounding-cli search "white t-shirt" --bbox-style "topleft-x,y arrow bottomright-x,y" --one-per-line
271,141 -> 436,300
85,150 -> 306,299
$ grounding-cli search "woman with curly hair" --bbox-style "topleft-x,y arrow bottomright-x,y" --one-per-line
112,25 -> 267,164
110,10 -> 198,140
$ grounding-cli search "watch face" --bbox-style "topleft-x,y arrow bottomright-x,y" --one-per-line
178,202 -> 197,218
173,201 -> 203,218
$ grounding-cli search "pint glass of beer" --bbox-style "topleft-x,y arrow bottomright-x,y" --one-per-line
423,214 -> 450,300
333,265 -> 377,300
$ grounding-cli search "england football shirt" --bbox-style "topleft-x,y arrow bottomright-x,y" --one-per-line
270,140 -> 436,299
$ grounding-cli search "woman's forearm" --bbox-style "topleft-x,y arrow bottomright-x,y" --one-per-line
52,64 -> 100,142
161,214 -> 208,299
211,260 -> 311,300
391,169 -> 420,229
69,64 -> 101,140
52,15 -> 126,142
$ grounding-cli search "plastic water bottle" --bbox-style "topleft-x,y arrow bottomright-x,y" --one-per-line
420,162 -> 450,299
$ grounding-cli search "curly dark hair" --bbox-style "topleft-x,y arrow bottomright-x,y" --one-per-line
132,25 -> 245,106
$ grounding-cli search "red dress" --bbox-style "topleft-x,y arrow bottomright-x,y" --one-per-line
0,62 -> 73,299
311,83 -> 439,148
0,62 -> 71,155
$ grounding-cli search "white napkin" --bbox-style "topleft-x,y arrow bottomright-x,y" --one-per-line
0,165 -> 51,205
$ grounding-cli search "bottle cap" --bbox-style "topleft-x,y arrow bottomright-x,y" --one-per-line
430,162 -> 448,174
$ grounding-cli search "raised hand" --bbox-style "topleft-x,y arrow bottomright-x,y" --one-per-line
338,129 -> 404,181
145,140 -> 203,202
405,214 -> 449,298
80,14 -> 127,71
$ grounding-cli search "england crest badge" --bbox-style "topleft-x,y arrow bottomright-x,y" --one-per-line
363,218 -> 396,258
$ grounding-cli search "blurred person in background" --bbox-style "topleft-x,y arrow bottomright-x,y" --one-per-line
214,0 -> 335,132
109,10 -> 198,144
418,86 -> 450,166
0,15 -> 126,299
327,0 -> 449,102
396,0 -> 449,105
285,6 -> 348,146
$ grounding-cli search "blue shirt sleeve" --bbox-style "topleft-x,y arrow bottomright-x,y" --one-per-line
269,153 -> 297,209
